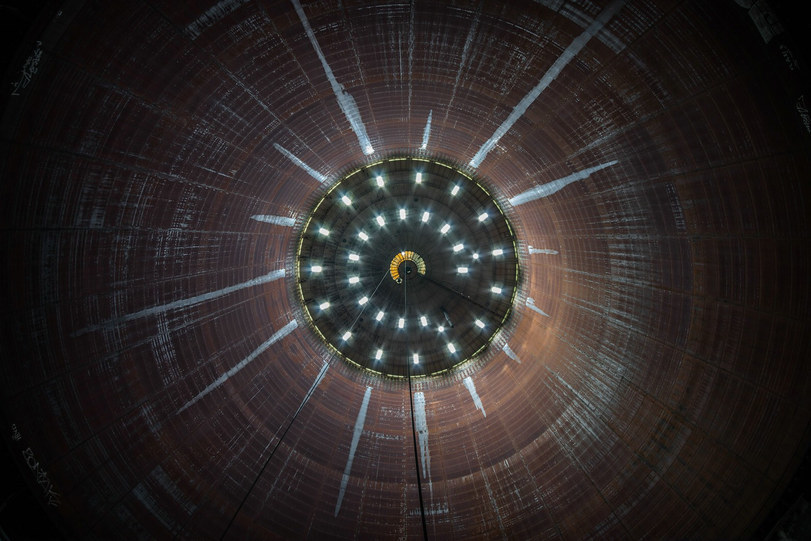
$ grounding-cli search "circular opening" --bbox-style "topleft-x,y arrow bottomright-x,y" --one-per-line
296,156 -> 519,377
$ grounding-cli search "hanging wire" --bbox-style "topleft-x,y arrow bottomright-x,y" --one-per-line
219,363 -> 330,540
404,264 -> 429,540
343,268 -> 393,337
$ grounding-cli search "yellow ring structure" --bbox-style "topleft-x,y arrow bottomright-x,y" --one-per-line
389,251 -> 426,281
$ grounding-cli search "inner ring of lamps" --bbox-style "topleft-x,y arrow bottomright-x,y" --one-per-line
295,156 -> 519,378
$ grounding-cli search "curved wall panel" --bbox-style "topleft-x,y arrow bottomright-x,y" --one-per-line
1,0 -> 810,539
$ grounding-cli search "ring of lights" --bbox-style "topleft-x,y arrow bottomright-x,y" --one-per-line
296,156 -> 519,377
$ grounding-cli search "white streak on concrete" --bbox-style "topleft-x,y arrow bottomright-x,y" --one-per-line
186,0 -> 250,39
509,160 -> 618,206
502,343 -> 521,364
528,246 -> 559,255
420,110 -> 432,150
10,41 -> 42,96
177,320 -> 298,413
463,376 -> 486,418
444,9 -> 480,124
469,0 -> 626,168
251,214 -> 297,227
335,386 -> 372,516
292,0 -> 374,154
273,143 -> 327,183
294,362 -> 329,418
74,269 -> 285,336
458,11 -> 479,75
414,392 -> 430,479
560,4 -> 626,53
526,297 -> 550,317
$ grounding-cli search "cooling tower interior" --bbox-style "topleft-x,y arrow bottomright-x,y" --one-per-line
1,0 -> 810,539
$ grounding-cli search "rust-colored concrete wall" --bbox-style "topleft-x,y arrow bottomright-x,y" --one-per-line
1,0 -> 810,538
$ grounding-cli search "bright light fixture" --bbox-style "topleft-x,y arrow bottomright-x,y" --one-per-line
375,311 -> 384,321
376,216 -> 386,227
319,301 -> 330,310
318,227 -> 330,236
457,266 -> 468,274
398,318 -> 405,329
358,296 -> 368,305
421,211 -> 430,223
399,208 -> 406,220
342,331 -> 352,340
413,353 -> 419,364
376,175 -> 384,187
349,276 -> 360,284
311,265 -> 323,273
447,343 -> 456,353
341,195 -> 352,206
437,325 -> 445,333
358,231 -> 369,241
348,253 -> 360,262
478,212 -> 488,222
453,243 -> 464,252
492,248 -> 504,256
420,316 -> 428,327
475,319 -> 485,329
451,185 -> 460,196
491,286 -> 502,294
416,172 -> 423,183
472,253 -> 479,260
440,223 -> 450,235
375,349 -> 383,360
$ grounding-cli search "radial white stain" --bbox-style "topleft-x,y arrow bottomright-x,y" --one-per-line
469,0 -> 627,168
292,362 -> 329,418
273,143 -> 328,183
177,320 -> 298,414
251,214 -> 297,226
444,7 -> 480,125
502,343 -> 521,363
509,160 -> 619,206
262,361 -> 328,503
74,269 -> 286,336
335,386 -> 372,516
414,392 -> 430,479
526,297 -> 550,317
421,110 -> 432,149
463,376 -> 486,418
292,0 -> 374,154
528,246 -> 559,255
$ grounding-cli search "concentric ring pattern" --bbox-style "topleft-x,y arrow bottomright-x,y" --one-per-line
1,1 -> 810,539
296,156 -> 520,377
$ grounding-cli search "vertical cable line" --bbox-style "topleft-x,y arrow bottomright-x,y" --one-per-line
404,267 -> 429,540
220,268 -> 388,538
219,365 -> 329,540
344,268 -> 392,336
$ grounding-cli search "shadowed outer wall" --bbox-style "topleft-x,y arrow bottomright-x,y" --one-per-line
1,0 -> 810,539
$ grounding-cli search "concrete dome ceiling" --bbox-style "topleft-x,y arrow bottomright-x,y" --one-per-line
1,0 -> 810,539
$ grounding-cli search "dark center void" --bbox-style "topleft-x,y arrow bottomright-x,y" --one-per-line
296,156 -> 519,377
